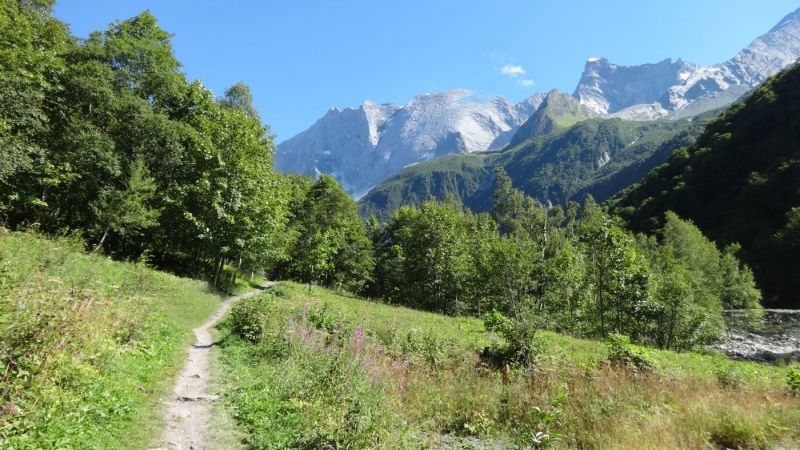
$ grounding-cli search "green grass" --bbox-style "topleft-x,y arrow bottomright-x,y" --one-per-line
260,283 -> 793,386
0,230 -> 224,449
215,281 -> 800,449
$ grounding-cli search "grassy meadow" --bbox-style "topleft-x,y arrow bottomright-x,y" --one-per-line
214,281 -> 800,449
0,230 -> 224,449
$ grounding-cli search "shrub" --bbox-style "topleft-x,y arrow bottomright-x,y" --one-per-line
709,413 -> 767,449
715,368 -> 743,390
228,294 -> 272,342
306,302 -> 350,334
483,309 -> 541,367
788,367 -> 800,395
605,334 -> 654,372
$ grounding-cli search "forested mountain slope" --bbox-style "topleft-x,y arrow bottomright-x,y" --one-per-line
359,116 -> 703,220
612,63 -> 800,308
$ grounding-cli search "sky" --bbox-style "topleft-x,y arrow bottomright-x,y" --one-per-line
54,1 -> 800,143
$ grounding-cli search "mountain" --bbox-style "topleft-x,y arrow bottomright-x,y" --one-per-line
509,90 -> 601,147
611,63 -> 800,308
275,91 -> 545,196
575,7 -> 800,118
359,116 -> 702,220
279,7 -> 800,197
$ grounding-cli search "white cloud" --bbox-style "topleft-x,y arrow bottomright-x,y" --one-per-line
500,64 -> 526,76
500,64 -> 534,88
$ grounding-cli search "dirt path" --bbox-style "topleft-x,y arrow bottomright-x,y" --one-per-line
155,284 -> 273,450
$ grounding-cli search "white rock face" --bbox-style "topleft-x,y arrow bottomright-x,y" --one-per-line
575,6 -> 800,118
276,90 -> 545,196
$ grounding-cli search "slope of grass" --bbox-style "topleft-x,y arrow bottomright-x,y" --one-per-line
215,281 -> 800,449
0,230 -> 223,449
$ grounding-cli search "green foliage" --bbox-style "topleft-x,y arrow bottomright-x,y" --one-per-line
613,63 -> 800,307
227,294 -> 272,343
483,309 -> 541,366
371,199 -> 486,315
715,367 -> 743,390
218,294 -> 409,449
278,175 -> 374,293
371,178 -> 756,351
709,413 -> 768,450
215,282 -> 800,449
605,334 -> 653,372
90,158 -> 160,251
358,153 -> 493,221
220,81 -> 260,120
788,367 -> 800,395
0,4 -> 290,289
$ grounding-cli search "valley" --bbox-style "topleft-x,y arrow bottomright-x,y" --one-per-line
2,1 -> 799,449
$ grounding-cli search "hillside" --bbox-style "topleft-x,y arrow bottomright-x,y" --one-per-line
612,63 -> 800,308
359,116 -> 702,219
508,90 -> 600,147
0,231 -> 223,448
358,153 -> 495,220
213,282 -> 800,449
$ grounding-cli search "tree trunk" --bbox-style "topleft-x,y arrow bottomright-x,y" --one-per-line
213,255 -> 224,287
91,227 -> 110,255
227,256 -> 241,295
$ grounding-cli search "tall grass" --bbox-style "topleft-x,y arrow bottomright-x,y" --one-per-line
0,230 -> 222,449
215,282 -> 800,449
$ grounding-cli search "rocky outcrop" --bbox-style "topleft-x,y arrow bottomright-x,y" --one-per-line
275,91 -> 545,196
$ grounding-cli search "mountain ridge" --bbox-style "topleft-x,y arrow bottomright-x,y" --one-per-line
278,6 -> 800,197
276,90 -> 545,196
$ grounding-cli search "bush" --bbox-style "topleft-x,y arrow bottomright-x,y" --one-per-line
788,367 -> 800,395
709,413 -> 767,449
483,309 -> 541,367
715,368 -> 743,390
605,334 -> 654,372
306,302 -> 350,334
227,294 -> 272,342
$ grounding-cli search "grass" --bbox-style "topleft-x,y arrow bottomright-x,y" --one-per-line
215,281 -> 800,449
0,230 -> 224,449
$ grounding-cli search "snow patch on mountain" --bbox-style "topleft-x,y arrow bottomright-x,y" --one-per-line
276,90 -> 545,196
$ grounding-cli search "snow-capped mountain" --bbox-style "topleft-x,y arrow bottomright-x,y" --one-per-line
278,6 -> 800,197
575,7 -> 800,118
276,90 -> 545,196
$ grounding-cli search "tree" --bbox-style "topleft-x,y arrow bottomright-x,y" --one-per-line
719,244 -> 762,310
90,158 -> 160,253
283,175 -> 373,293
579,211 -> 648,338
374,200 -> 478,314
221,81 -> 260,121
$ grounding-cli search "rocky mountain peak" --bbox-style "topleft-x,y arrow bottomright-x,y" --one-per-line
276,91 -> 546,197
575,6 -> 800,119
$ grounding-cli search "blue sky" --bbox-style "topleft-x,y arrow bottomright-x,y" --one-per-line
54,1 -> 799,142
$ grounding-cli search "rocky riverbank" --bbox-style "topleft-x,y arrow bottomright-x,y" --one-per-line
712,310 -> 800,362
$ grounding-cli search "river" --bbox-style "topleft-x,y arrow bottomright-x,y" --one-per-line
712,309 -> 800,363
